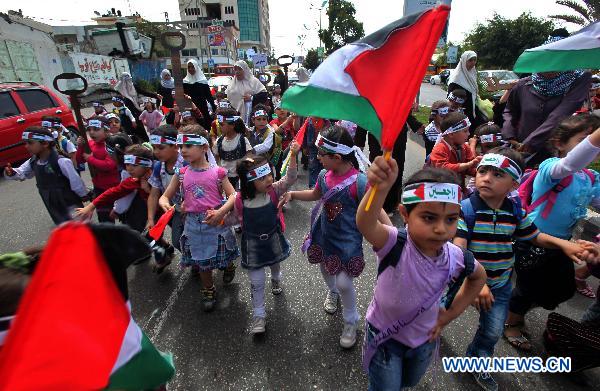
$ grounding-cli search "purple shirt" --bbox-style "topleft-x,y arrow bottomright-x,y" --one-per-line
366,225 -> 476,348
140,109 -> 164,131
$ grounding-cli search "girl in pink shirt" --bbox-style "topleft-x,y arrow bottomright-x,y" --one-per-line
159,125 -> 238,312
139,99 -> 164,134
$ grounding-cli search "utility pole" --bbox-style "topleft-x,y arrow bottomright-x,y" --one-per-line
196,0 -> 204,68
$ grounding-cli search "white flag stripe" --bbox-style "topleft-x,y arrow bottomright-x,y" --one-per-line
529,23 -> 600,52
110,302 -> 143,375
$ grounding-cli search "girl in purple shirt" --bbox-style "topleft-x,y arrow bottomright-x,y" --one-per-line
357,162 -> 486,391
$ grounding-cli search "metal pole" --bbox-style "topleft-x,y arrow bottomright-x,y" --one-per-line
196,0 -> 204,68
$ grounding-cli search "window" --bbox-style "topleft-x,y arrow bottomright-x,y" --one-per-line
185,7 -> 201,16
237,0 -> 260,42
0,92 -> 20,118
225,6 -> 234,14
187,22 -> 199,29
182,49 -> 198,57
221,48 -> 227,56
16,89 -> 56,112
201,48 -> 208,56
211,48 -> 219,56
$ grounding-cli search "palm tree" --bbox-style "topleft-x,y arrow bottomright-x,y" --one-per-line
549,0 -> 600,26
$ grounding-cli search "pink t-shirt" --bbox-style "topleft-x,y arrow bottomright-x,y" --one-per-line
140,109 -> 164,131
180,166 -> 227,213
314,167 -> 369,200
366,225 -> 477,348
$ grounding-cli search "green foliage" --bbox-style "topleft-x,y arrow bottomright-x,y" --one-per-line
462,13 -> 554,70
303,48 -> 321,71
268,49 -> 277,65
136,78 -> 159,93
413,105 -> 431,126
134,21 -> 170,58
550,0 -> 600,26
318,0 -> 365,54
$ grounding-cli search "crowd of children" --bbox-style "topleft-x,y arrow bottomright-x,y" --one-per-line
4,73 -> 600,391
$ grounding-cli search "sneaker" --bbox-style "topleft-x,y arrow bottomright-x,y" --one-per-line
324,291 -> 339,314
472,372 -> 498,391
339,322 -> 358,348
234,226 -> 242,234
250,316 -> 266,334
271,279 -> 283,295
200,286 -> 217,312
223,262 -> 236,285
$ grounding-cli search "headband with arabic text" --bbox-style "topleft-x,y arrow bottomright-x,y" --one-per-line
477,153 -> 522,181
87,119 -> 106,129
401,182 -> 462,205
41,120 -> 60,128
22,131 -> 54,142
448,92 -> 466,104
432,106 -> 450,116
112,96 -> 124,104
180,111 -> 192,119
592,82 -> 600,90
441,117 -> 471,136
149,134 -> 177,145
217,114 -> 241,123
177,134 -> 209,145
123,154 -> 153,167
253,109 -> 268,118
479,133 -> 502,144
218,100 -> 232,108
92,102 -> 103,107
246,163 -> 272,182
105,113 -> 119,121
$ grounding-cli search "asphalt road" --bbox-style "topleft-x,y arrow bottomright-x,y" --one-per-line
1,85 -> 599,390
418,82 -> 448,107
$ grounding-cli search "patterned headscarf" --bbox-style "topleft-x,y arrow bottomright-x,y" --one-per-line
532,36 -> 584,97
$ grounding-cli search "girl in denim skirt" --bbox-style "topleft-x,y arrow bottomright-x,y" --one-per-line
159,125 -> 239,312
231,140 -> 300,335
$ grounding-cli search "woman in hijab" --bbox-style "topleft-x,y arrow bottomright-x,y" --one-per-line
183,59 -> 216,129
226,60 -> 267,124
502,31 -> 592,167
295,67 -> 310,83
111,72 -> 159,120
447,51 -> 483,133
157,69 -> 175,114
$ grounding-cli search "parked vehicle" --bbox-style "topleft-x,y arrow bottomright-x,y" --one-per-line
208,76 -> 233,94
0,82 -> 77,167
478,70 -> 520,98
430,69 -> 450,85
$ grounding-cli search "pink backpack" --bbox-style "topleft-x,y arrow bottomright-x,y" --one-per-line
518,168 -> 595,219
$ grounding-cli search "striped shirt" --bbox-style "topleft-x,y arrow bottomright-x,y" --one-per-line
456,192 -> 539,288
424,121 -> 440,142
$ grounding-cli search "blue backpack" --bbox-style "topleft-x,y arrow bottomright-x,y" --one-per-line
461,193 -> 523,241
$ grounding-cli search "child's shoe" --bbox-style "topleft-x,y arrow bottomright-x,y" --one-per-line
201,286 -> 217,312
271,279 -> 283,295
250,316 -> 266,334
339,322 -> 357,348
223,262 -> 236,284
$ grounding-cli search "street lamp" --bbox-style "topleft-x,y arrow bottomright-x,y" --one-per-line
310,0 -> 328,54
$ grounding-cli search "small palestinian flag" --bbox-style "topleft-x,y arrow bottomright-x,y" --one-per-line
0,223 -> 175,390
513,21 -> 600,73
281,3 -> 450,150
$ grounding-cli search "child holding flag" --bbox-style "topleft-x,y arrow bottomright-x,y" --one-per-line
279,125 -> 378,348
356,160 -> 486,390
233,141 -> 300,334
159,126 -> 239,311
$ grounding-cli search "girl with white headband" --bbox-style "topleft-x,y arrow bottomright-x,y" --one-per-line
159,126 -> 239,312
231,141 -> 300,335
278,125 -> 378,349
423,100 -> 451,158
247,104 -> 283,176
356,162 -> 486,390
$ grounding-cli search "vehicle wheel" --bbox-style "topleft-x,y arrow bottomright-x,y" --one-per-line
430,78 -> 436,85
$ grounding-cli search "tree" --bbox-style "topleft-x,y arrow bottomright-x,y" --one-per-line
550,0 -> 600,26
462,13 -> 554,69
303,48 -> 321,71
318,0 -> 364,55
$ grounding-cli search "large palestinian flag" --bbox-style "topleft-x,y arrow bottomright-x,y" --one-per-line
281,4 -> 450,149
0,223 -> 175,390
513,21 -> 600,73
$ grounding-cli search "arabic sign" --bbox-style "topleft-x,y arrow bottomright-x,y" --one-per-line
207,25 -> 224,33
252,54 -> 268,67
403,0 -> 451,48
68,53 -> 122,86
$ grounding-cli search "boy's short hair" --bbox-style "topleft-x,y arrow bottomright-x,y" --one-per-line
251,103 -> 270,118
151,124 -> 178,139
485,146 -> 525,174
124,144 -> 154,160
24,126 -> 56,146
402,167 -> 461,214
449,88 -> 467,101
441,112 -> 468,132
475,122 -> 501,137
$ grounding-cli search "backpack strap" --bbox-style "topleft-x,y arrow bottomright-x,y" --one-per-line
461,196 -> 477,242
216,135 -> 224,156
583,168 -> 596,185
356,172 -> 368,202
152,161 -> 162,180
442,248 -> 476,309
316,169 -> 328,192
268,187 -> 286,232
377,229 -> 408,278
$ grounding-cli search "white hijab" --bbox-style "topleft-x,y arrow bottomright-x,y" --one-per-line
226,60 -> 266,118
296,67 -> 310,83
115,72 -> 139,105
448,50 -> 479,112
183,59 -> 208,84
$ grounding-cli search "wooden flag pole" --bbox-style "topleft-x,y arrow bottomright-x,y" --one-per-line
364,150 -> 391,211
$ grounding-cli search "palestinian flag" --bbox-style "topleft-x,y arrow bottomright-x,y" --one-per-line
0,223 -> 174,390
513,21 -> 600,73
281,4 -> 450,150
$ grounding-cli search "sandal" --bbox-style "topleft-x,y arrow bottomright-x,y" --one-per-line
504,323 -> 532,351
575,278 -> 597,298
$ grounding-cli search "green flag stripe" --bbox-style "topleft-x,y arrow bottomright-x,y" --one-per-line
281,84 -> 382,137
106,332 -> 175,390
513,48 -> 600,73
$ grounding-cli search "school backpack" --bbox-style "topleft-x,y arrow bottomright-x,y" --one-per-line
377,230 -> 476,310
517,169 -> 595,220
460,193 -> 523,241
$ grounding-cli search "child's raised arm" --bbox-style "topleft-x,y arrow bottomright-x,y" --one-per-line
356,156 -> 398,250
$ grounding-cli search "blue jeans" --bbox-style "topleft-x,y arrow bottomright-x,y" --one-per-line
466,280 -> 512,358
367,324 -> 436,391
308,145 -> 322,189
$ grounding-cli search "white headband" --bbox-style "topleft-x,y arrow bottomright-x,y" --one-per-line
22,131 -> 54,142
88,119 -> 104,129
124,155 -> 153,168
218,100 -> 232,108
181,111 -> 192,119
149,134 -> 177,145
448,92 -> 466,104
253,109 -> 268,118
592,82 -> 600,90
479,133 -> 502,144
105,113 -> 119,121
402,182 -> 462,205
441,117 -> 471,136
176,134 -> 216,166
246,163 -> 272,182
432,106 -> 450,116
217,114 -> 241,123
315,133 -> 371,172
477,153 -> 522,181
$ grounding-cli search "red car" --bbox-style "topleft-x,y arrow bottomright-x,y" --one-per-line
0,82 -> 78,167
